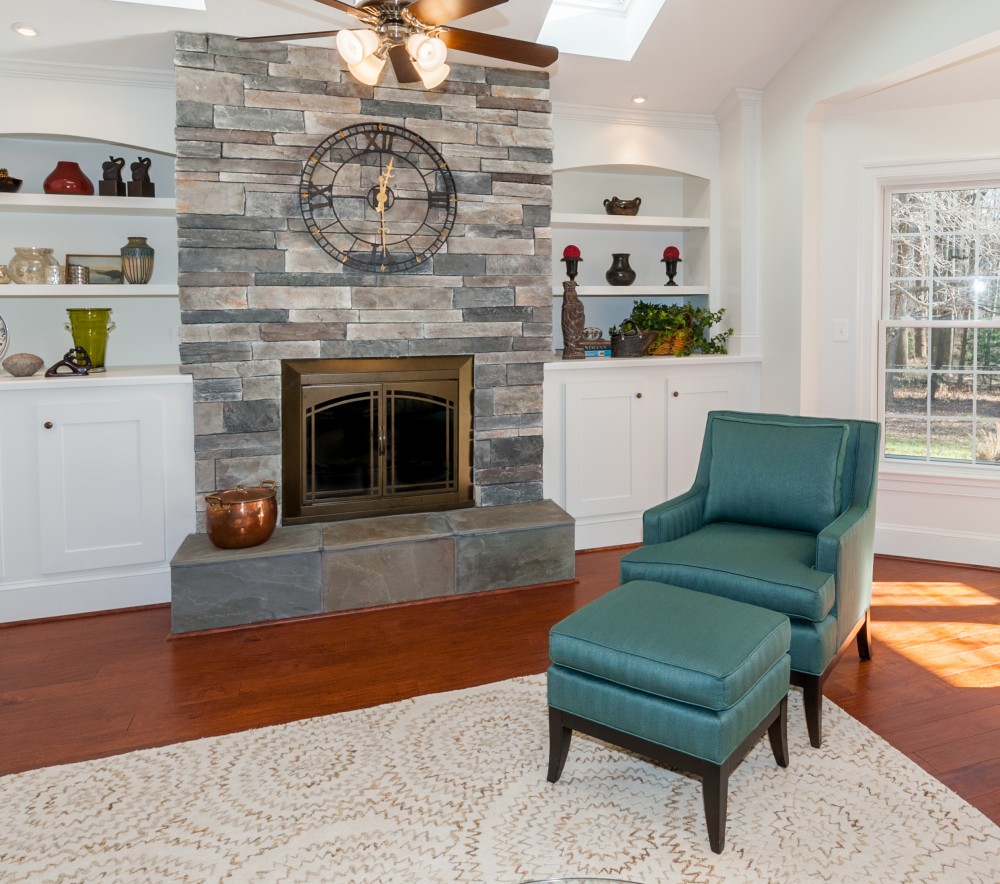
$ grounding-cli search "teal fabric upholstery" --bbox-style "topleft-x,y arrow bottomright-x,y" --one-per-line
549,580 -> 791,711
620,523 -> 835,623
704,415 -> 849,534
547,580 -> 791,764
548,657 -> 790,764
620,411 -> 880,744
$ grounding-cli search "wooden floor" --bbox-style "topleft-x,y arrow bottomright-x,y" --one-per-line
1,549 -> 998,827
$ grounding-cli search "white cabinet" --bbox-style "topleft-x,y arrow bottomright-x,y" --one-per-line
0,368 -> 195,622
544,356 -> 760,549
564,376 -> 661,519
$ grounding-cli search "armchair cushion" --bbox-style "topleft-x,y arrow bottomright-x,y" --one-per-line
703,415 -> 850,535
619,522 -> 836,623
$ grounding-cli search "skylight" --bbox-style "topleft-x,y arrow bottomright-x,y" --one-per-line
107,0 -> 207,9
538,0 -> 666,61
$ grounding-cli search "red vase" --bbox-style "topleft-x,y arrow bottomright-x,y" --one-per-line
43,161 -> 94,196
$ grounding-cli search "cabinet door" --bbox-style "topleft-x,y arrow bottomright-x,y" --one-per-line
666,373 -> 743,498
565,378 -> 661,518
37,399 -> 166,573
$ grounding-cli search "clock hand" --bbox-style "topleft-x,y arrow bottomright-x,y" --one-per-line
376,159 -> 394,256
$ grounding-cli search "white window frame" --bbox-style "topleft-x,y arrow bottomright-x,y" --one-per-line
861,155 -> 1000,487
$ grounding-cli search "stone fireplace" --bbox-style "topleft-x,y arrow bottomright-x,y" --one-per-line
174,33 -> 554,522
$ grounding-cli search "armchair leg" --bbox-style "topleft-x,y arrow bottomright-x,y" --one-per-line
547,708 -> 573,783
857,609 -> 873,661
801,677 -> 824,749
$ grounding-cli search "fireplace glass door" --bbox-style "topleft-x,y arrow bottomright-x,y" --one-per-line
305,381 -> 457,507
282,356 -> 473,523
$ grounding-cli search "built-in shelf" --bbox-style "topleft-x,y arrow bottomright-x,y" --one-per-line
554,285 -> 708,297
552,212 -> 710,232
1,284 -> 179,298
0,193 -> 176,216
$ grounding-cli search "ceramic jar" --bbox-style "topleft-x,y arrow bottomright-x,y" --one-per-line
605,253 -> 637,286
65,307 -> 115,372
121,236 -> 154,284
43,161 -> 94,195
9,247 -> 60,284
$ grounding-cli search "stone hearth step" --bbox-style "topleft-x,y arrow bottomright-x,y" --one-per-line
170,500 -> 574,634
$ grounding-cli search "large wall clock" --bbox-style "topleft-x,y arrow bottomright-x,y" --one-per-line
300,122 -> 458,274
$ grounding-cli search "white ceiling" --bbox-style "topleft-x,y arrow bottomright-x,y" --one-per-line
0,0 -> 847,114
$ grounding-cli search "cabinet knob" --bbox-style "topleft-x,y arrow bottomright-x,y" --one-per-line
672,391 -> 680,398
43,421 -> 54,430
635,392 -> 642,399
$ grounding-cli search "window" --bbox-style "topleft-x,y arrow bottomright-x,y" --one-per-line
881,185 -> 1000,466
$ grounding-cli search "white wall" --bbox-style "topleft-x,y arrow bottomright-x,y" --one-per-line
763,1 -> 1000,566
761,0 -> 1000,413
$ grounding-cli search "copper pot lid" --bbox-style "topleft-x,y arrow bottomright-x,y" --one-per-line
207,479 -> 277,505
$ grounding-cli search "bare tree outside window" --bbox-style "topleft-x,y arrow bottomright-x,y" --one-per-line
883,186 -> 1000,465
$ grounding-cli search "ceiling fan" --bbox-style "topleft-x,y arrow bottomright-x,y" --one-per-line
238,0 -> 559,88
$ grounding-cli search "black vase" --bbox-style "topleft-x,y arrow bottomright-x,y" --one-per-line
605,253 -> 636,286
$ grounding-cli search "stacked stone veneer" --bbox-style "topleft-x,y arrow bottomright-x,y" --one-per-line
174,33 -> 552,520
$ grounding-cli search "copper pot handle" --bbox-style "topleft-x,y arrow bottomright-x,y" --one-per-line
262,479 -> 277,490
206,495 -> 228,510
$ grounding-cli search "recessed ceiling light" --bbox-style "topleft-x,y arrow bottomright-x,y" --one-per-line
631,94 -> 647,105
12,22 -> 39,38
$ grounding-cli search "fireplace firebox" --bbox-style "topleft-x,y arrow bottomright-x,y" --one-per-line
281,357 -> 474,523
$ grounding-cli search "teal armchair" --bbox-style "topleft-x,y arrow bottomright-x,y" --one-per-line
619,410 -> 880,747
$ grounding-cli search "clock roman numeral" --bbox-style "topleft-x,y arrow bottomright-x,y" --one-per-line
428,191 -> 451,209
303,184 -> 334,209
365,128 -> 395,153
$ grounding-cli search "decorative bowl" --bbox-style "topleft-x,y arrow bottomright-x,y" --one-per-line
604,196 -> 641,216
2,352 -> 44,377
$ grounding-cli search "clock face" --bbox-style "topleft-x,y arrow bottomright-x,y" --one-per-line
300,122 -> 458,274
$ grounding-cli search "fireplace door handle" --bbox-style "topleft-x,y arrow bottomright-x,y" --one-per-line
378,434 -> 386,457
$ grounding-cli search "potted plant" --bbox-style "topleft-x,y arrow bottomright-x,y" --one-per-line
628,300 -> 733,356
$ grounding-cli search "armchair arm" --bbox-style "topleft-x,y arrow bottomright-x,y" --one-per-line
642,484 -> 708,545
816,502 -> 877,647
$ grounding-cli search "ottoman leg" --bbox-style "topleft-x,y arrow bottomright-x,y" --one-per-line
702,765 -> 728,854
768,696 -> 789,768
547,707 -> 573,783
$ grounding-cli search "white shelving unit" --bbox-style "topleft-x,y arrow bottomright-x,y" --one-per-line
551,166 -> 713,348
0,136 -> 179,369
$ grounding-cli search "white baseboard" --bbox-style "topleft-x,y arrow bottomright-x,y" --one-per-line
0,569 -> 170,623
574,514 -> 643,550
876,523 -> 1000,569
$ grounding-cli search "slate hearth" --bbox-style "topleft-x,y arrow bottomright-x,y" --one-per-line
170,500 -> 574,633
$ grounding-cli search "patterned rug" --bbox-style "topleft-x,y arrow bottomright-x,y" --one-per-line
2,676 -> 998,883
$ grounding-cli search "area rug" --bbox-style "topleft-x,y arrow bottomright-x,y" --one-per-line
1,676 -> 998,883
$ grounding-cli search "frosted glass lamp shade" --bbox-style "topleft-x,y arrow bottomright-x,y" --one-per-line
337,28 -> 379,65
349,54 -> 387,86
417,62 -> 450,89
406,33 -> 448,72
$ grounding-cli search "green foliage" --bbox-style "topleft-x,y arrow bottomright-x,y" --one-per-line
628,300 -> 733,356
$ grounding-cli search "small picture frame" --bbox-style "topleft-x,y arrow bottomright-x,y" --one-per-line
65,254 -> 123,285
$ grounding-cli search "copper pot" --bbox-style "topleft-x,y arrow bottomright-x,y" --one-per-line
205,480 -> 277,549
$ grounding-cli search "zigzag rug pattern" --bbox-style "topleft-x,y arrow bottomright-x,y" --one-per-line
1,675 -> 998,882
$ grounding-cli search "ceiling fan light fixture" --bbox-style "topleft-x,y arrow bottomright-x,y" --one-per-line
406,33 -> 448,73
349,53 -> 387,87
417,62 -> 451,89
336,28 -> 380,66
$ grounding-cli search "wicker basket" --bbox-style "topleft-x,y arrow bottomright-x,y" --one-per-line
648,328 -> 693,356
610,318 -> 658,358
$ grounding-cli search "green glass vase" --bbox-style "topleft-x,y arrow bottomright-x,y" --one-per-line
65,308 -> 116,372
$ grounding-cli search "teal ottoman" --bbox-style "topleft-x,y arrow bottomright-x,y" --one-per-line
547,580 -> 791,853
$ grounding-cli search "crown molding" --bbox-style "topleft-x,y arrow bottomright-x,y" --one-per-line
714,88 -> 763,125
0,57 -> 174,90
553,101 -> 718,131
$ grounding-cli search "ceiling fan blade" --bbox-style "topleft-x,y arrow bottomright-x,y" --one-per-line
237,29 -> 341,43
388,44 -> 423,83
408,0 -> 507,26
439,27 -> 558,68
313,0 -> 367,19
